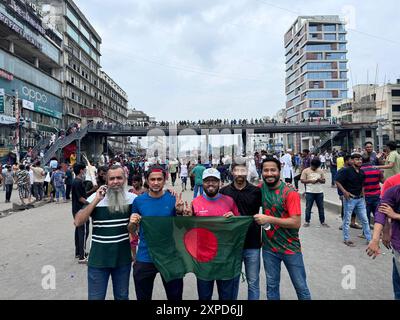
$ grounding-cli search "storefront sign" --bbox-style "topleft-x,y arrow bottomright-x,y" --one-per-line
7,0 -> 45,35
0,69 -> 13,81
22,99 -> 34,111
0,12 -> 42,49
0,114 -> 16,124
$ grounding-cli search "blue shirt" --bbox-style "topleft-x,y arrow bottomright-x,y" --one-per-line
132,192 -> 177,263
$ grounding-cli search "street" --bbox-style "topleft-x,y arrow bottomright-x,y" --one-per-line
0,180 -> 394,300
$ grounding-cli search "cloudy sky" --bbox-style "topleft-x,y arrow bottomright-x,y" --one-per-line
75,0 -> 400,122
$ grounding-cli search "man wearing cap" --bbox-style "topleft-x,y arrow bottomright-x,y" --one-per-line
190,167 -> 241,300
128,165 -> 184,300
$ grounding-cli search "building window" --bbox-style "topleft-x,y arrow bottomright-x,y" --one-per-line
340,71 -> 347,79
310,100 -> 324,108
338,34 -> 346,41
309,25 -> 318,32
324,25 -> 336,32
326,81 -> 347,89
324,33 -> 336,40
392,90 -> 400,97
339,62 -> 347,70
392,105 -> 400,112
326,53 -> 346,60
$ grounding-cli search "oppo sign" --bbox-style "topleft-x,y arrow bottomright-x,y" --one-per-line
22,86 -> 47,103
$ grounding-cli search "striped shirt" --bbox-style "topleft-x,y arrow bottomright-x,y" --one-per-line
361,164 -> 383,197
86,191 -> 137,268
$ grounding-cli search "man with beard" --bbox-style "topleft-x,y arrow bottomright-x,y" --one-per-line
254,157 -> 311,300
128,165 -> 184,300
74,165 -> 136,300
220,158 -> 262,300
190,168 -> 241,300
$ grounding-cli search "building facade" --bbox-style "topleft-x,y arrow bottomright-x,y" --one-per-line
0,0 -> 63,158
284,16 -> 349,151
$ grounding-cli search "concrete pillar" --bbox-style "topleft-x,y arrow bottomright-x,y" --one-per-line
34,57 -> 39,68
9,41 -> 14,53
360,129 -> 366,148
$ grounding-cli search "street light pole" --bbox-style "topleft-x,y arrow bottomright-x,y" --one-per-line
14,90 -> 21,164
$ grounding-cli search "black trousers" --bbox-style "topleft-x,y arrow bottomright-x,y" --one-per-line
74,217 -> 90,258
133,261 -> 183,301
5,184 -> 12,201
170,172 -> 177,185
66,184 -> 72,200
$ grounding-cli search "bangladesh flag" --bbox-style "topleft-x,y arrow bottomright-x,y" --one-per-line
141,216 -> 253,282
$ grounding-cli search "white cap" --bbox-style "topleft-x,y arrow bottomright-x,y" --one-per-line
202,168 -> 221,180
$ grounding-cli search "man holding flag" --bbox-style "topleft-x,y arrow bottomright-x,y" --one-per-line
190,168 -> 241,300
254,157 -> 311,300
128,165 -> 184,300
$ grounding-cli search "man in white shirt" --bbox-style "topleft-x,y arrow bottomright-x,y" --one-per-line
319,153 -> 326,170
280,149 -> 294,184
300,158 -> 329,228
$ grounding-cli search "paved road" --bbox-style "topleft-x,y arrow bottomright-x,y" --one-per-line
0,181 -> 394,300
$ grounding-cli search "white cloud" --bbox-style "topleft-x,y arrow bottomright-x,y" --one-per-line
75,0 -> 400,121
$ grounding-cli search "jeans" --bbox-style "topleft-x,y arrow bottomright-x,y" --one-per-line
330,166 -> 337,186
33,182 -> 44,200
365,195 -> 380,225
243,249 -> 261,300
342,198 -> 372,242
393,254 -> 400,300
193,185 -> 203,198
5,184 -> 12,202
262,249 -> 311,300
305,193 -> 325,223
197,275 -> 240,300
88,264 -> 131,300
133,261 -> 183,300
55,185 -> 66,200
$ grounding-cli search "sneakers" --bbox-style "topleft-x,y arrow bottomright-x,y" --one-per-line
344,240 -> 356,247
303,222 -> 310,227
78,257 -> 88,264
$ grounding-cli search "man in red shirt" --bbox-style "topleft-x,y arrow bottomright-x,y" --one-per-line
191,168 -> 240,300
254,157 -> 311,300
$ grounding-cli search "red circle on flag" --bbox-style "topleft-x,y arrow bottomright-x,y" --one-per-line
183,228 -> 218,263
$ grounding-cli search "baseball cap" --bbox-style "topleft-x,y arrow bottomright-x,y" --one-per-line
202,168 -> 221,180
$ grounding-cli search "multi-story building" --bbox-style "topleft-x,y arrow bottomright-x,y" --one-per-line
38,0 -> 102,128
98,70 -> 128,153
127,108 -> 150,125
0,0 -> 63,157
331,81 -> 400,148
284,15 -> 349,151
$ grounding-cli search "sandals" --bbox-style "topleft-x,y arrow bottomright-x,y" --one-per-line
344,240 -> 356,247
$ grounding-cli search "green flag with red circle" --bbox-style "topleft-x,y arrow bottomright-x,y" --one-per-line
141,216 -> 253,282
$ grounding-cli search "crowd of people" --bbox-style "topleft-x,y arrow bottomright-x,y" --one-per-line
2,135 -> 400,301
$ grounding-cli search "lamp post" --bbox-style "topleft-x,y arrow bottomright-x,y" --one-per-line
13,90 -> 21,164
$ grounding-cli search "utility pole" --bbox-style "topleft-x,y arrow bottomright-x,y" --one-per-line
14,90 -> 20,164
377,120 -> 384,152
